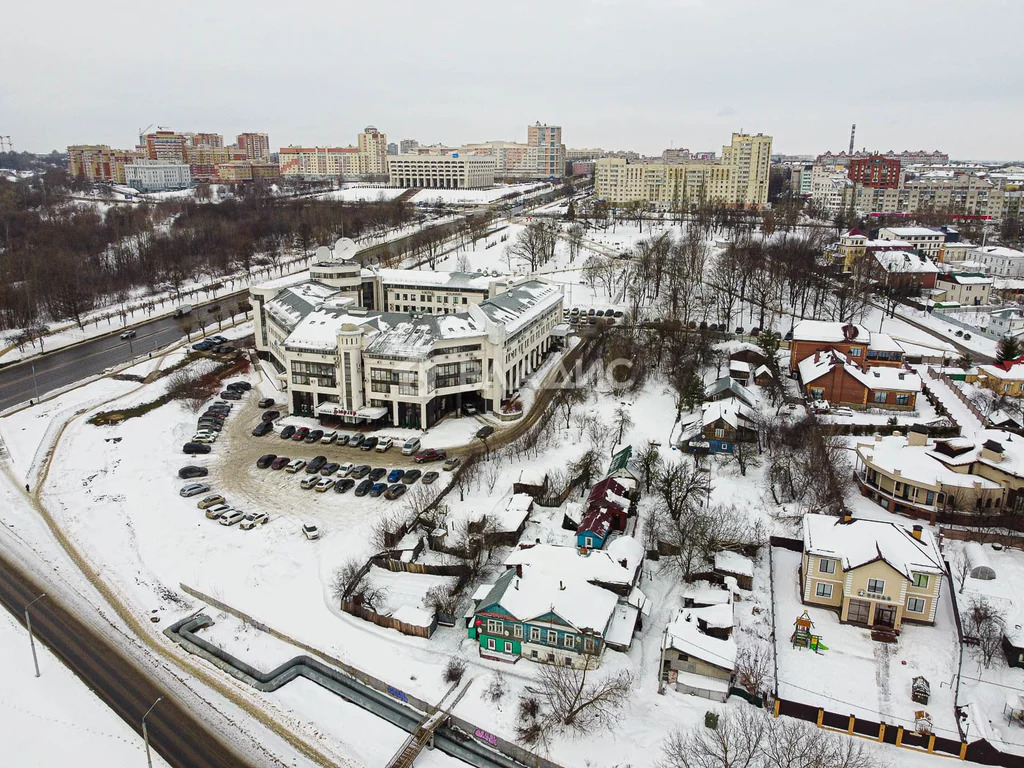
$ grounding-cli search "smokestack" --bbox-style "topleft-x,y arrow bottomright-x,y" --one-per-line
912,525 -> 923,541
849,123 -> 856,155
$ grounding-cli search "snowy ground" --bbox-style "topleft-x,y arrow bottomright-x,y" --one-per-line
316,183 -> 551,207
0,608 -> 171,767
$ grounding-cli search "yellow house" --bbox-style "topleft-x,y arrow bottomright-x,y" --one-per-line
976,360 -> 1024,397
801,513 -> 944,631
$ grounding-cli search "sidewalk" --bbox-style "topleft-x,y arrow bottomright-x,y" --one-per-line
916,365 -> 984,438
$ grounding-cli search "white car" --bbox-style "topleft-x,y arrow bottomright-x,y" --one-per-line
302,522 -> 321,540
240,511 -> 270,530
191,433 -> 218,443
376,437 -> 393,452
401,437 -> 421,456
179,483 -> 211,498
219,509 -> 246,526
321,430 -> 338,445
335,433 -> 352,446
300,475 -> 319,489
336,462 -> 354,477
285,459 -> 306,473
314,477 -> 336,493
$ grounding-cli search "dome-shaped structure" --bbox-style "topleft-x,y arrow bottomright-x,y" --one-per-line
964,542 -> 996,580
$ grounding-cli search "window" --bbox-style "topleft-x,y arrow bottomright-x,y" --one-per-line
514,624 -> 523,638
530,627 -> 540,641
584,536 -> 593,548
486,619 -> 502,635
907,597 -> 926,614
818,558 -> 836,574
584,637 -> 595,653
896,393 -> 910,406
810,388 -> 825,400
504,641 -> 513,654
547,630 -> 557,645
715,428 -> 725,438
564,657 -> 573,666
867,578 -> 885,595
563,634 -> 575,649
815,582 -> 833,599
849,347 -> 862,357
487,638 -> 495,650
874,391 -> 887,403
912,573 -> 930,589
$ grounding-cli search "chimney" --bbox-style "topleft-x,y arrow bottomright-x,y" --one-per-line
515,564 -> 523,578
908,424 -> 928,447
559,581 -> 565,591
911,525 -> 923,541
842,512 -> 853,524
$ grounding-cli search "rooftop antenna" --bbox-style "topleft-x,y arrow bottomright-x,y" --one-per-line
849,123 -> 856,155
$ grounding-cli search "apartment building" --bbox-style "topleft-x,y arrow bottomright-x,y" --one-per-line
848,154 -> 901,189
387,154 -> 496,189
279,146 -> 360,178
185,145 -> 248,181
250,245 -> 563,427
191,132 -> 224,148
934,273 -> 992,306
594,132 -> 772,209
236,132 -> 270,162
816,149 -> 950,168
66,145 -> 142,184
143,130 -> 188,162
124,160 -> 192,192
215,161 -> 281,183
399,138 -> 420,154
357,126 -> 388,175
527,122 -> 565,179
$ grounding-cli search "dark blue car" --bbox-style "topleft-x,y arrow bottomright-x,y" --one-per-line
369,482 -> 388,497
386,468 -> 405,483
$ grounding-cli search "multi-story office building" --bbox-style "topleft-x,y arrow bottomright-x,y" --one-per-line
236,132 -> 270,162
66,145 -> 142,184
124,160 -> 192,192
594,132 -> 772,209
387,142 -> 398,156
527,122 -> 565,179
878,227 -> 946,259
357,126 -> 388,175
387,154 -> 496,189
848,155 -> 901,189
250,246 -> 563,427
142,130 -> 188,162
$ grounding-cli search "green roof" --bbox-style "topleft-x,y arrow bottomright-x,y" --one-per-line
607,445 -> 634,476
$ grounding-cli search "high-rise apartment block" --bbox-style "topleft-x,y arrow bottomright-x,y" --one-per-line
848,155 -> 901,189
186,145 -> 248,181
66,145 -> 143,184
236,132 -> 270,162
192,132 -> 224,148
594,132 -> 773,209
400,138 -> 420,155
279,146 -> 361,177
357,126 -> 388,175
527,122 -> 565,179
143,130 -> 188,162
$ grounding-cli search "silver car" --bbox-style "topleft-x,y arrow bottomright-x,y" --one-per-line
179,483 -> 211,497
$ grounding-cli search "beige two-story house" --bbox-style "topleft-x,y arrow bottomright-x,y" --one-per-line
801,513 -> 944,631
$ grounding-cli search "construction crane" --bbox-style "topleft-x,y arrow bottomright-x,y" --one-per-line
138,124 -> 154,146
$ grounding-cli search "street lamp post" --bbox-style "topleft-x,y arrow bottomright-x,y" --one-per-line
142,696 -> 163,768
30,363 -> 40,402
25,593 -> 46,677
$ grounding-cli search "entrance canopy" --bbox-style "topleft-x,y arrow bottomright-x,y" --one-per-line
316,403 -> 389,421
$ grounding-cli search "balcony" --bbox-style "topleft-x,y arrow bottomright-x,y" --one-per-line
855,471 -> 938,515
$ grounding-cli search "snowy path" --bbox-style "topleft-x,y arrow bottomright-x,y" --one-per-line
916,367 -> 984,438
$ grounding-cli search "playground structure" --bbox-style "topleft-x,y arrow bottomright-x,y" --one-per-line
791,610 -> 828,652
915,710 -> 933,735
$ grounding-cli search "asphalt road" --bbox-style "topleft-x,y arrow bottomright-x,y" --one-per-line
0,554 -> 250,768
0,297 -> 240,412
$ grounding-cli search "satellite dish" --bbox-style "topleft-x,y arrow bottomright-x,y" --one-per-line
315,245 -> 332,262
334,237 -> 357,261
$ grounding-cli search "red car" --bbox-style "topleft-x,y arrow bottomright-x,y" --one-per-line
414,448 -> 447,464
291,427 -> 310,442
271,456 -> 290,470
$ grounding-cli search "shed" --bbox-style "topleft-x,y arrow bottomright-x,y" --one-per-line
513,469 -> 548,497
713,551 -> 754,591
964,542 -> 997,580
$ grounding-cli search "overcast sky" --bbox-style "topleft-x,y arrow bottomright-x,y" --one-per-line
2,0 -> 1021,160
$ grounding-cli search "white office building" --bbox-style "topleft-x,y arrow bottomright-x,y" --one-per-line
124,160 -> 192,192
970,245 -> 1024,278
387,154 -> 496,189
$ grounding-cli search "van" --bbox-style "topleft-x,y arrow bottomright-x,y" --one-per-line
401,437 -> 421,456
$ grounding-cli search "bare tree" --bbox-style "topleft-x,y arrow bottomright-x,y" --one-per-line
554,387 -> 587,429
729,439 -> 762,477
735,642 -> 772,696
527,650 -> 634,737
330,558 -> 365,604
964,596 -> 1006,668
953,551 -> 971,593
612,405 -> 634,446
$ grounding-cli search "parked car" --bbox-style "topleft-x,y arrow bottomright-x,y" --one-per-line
375,437 -> 393,452
204,503 -> 232,520
271,456 -> 290,470
257,398 -> 275,409
179,483 -> 211,498
350,464 -> 371,479
305,429 -> 324,444
262,410 -> 281,422
335,433 -> 352,446
320,462 -> 339,476
300,475 -> 320,490
314,477 -> 336,493
197,420 -> 222,431
442,457 -> 461,472
414,448 -> 446,463
368,467 -> 387,482
219,390 -> 241,401
279,425 -> 297,440
251,421 -> 273,437
369,482 -> 388,497
354,479 -> 374,497
402,469 -> 422,484
321,430 -> 338,445
306,455 -> 327,474
255,454 -> 277,469
183,442 -> 211,455
462,403 -> 477,416
190,433 -> 217,444
178,466 -> 208,479
197,494 -> 226,509
192,340 -> 214,351
348,433 -> 365,448
240,511 -> 270,530
476,425 -> 495,439
226,381 -> 251,391
337,462 -> 354,477
361,436 -> 379,451
285,459 -> 306,473
302,522 -> 321,540
291,427 -> 310,442
384,484 -> 408,500
401,437 -> 421,456
613,310 -> 624,318
119,329 -> 137,340
387,468 -> 405,483
200,411 -> 226,420
422,471 -> 439,485
333,478 -> 355,494
219,510 -> 246,526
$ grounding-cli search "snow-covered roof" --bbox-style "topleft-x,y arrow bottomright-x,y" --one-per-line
939,273 -> 993,285
803,513 -> 944,579
701,399 -> 757,430
798,349 -> 920,393
754,364 -> 773,379
488,493 -> 534,533
705,376 -> 757,407
858,435 -> 1002,491
880,226 -> 943,239
714,550 -> 754,578
729,360 -> 751,373
663,608 -> 736,671
363,312 -> 483,359
606,536 -> 644,574
973,245 -> 1024,259
504,543 -> 636,587
978,363 -> 1024,381
476,280 -> 562,336
265,281 -> 344,332
792,320 -> 869,343
868,332 -> 903,353
285,304 -> 365,351
377,268 -> 498,292
479,569 -> 618,634
935,429 -> 1024,480
681,582 -> 733,606
516,469 -> 546,487
873,250 -> 939,274
604,603 -> 639,649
